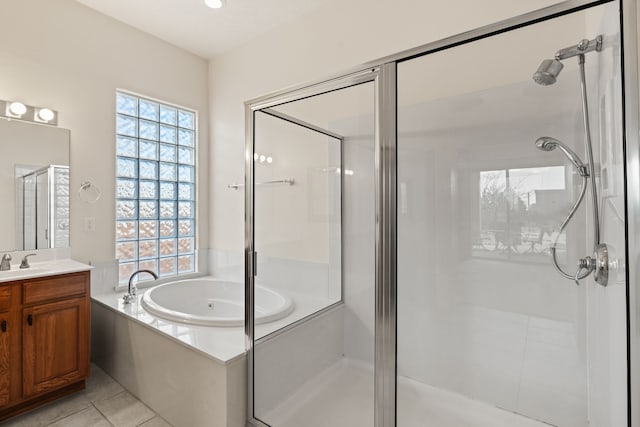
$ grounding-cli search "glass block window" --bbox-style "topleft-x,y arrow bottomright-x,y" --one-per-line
116,92 -> 196,284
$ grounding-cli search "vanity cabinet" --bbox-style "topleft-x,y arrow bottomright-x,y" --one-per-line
0,270 -> 90,421
23,296 -> 89,397
0,285 -> 11,407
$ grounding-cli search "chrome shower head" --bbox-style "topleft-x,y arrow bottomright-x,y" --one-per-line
533,59 -> 564,86
535,136 -> 588,176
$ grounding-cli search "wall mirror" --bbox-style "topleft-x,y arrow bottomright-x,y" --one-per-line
0,118 -> 70,251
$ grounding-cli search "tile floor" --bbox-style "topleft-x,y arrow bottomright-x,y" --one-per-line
3,364 -> 172,427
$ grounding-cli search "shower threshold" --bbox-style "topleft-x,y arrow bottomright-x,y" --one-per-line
263,358 -> 551,427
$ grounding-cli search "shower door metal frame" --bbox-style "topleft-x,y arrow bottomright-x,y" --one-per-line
244,0 -> 640,425
245,66 -> 397,427
620,0 -> 640,425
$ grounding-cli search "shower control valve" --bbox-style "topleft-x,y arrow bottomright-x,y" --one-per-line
576,243 -> 609,287
592,243 -> 609,287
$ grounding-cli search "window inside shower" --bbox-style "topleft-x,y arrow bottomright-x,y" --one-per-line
472,166 -> 567,263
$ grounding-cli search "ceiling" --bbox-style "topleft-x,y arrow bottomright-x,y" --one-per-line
76,0 -> 330,59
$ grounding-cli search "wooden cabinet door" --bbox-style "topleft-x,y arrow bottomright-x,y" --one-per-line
0,284 -> 13,408
22,297 -> 89,398
0,313 -> 9,407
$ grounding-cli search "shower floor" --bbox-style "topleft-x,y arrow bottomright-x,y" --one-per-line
263,358 -> 548,427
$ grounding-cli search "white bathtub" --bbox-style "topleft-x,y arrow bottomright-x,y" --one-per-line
141,278 -> 293,326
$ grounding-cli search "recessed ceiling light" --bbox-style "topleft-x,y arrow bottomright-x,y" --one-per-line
204,0 -> 223,9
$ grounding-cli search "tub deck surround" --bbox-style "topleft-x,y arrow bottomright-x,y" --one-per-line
91,276 -> 337,364
91,276 -> 337,427
91,302 -> 246,427
0,259 -> 93,283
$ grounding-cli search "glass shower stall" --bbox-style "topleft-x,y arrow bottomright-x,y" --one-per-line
245,1 -> 640,426
16,165 -> 70,250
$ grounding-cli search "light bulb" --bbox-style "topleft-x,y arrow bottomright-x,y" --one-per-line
8,102 -> 27,116
259,155 -> 266,163
37,108 -> 55,122
266,157 -> 273,164
253,153 -> 259,160
204,0 -> 223,8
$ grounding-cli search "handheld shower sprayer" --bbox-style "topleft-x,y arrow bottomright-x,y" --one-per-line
535,137 -> 589,177
533,35 -> 608,287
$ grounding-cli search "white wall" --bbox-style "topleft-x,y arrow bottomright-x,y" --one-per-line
253,111 -> 333,263
0,0 -> 209,265
208,0 -> 560,255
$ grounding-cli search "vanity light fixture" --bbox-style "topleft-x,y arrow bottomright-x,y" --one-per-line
8,102 -> 27,117
36,108 -> 55,123
0,99 -> 58,126
204,0 -> 223,9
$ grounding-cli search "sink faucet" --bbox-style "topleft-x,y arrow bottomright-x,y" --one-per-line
0,254 -> 11,271
19,254 -> 37,269
123,269 -> 158,304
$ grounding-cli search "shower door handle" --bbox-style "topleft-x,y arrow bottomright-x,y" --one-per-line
253,251 -> 258,277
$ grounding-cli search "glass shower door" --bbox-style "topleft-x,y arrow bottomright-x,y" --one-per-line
249,81 -> 377,426
396,2 -> 626,427
35,169 -> 50,249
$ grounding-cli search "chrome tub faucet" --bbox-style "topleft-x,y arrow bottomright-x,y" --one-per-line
123,269 -> 158,304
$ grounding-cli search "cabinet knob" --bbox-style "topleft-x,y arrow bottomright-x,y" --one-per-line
1,320 -> 5,332
27,314 -> 33,326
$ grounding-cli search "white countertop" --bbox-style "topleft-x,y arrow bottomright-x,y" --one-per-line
0,258 -> 92,283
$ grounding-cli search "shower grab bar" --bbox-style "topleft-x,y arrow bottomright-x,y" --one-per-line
228,178 -> 295,190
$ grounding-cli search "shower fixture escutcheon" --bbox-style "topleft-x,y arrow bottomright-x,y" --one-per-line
533,36 -> 603,86
580,243 -> 609,286
555,36 -> 602,61
533,35 -> 608,287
